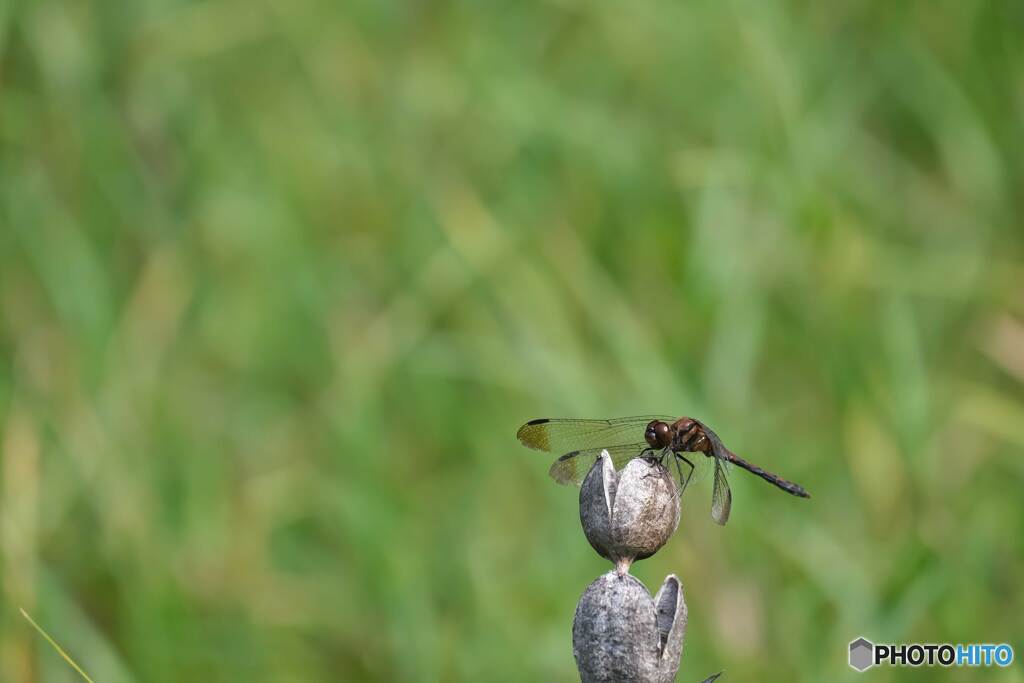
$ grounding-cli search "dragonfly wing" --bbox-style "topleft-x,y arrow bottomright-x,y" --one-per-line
672,452 -> 714,490
548,443 -> 650,486
710,459 -> 732,525
693,418 -> 731,459
517,416 -> 673,454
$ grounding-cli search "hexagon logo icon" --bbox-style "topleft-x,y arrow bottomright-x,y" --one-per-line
849,637 -> 874,671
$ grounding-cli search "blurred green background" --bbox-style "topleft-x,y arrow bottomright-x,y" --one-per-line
2,0 -> 1023,681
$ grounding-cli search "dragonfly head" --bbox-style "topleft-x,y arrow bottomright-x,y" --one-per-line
645,420 -> 671,449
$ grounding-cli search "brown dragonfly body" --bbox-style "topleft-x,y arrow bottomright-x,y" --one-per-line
517,415 -> 810,525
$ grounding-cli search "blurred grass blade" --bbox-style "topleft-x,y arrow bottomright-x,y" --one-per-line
20,608 -> 96,683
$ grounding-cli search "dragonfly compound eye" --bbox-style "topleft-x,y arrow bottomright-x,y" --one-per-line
645,420 -> 671,449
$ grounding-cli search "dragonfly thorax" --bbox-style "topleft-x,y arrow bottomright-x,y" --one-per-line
669,417 -> 706,453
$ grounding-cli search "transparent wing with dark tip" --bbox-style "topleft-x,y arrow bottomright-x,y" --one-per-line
517,416 -> 673,455
548,443 -> 651,486
694,419 -> 733,524
710,458 -> 732,526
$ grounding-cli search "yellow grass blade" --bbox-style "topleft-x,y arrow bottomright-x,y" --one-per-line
20,608 -> 96,683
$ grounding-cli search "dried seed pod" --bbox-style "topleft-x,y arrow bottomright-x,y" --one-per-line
579,452 -> 681,571
572,571 -> 687,683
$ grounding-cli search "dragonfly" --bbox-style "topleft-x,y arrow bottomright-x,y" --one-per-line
517,415 -> 810,525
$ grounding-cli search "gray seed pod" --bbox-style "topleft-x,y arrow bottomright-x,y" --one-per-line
573,571 -> 687,683
580,452 -> 681,572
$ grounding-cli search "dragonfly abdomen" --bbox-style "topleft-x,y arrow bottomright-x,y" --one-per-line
724,452 -> 810,498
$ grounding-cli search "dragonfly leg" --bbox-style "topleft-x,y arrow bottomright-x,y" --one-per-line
675,454 -> 696,495
670,452 -> 685,492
